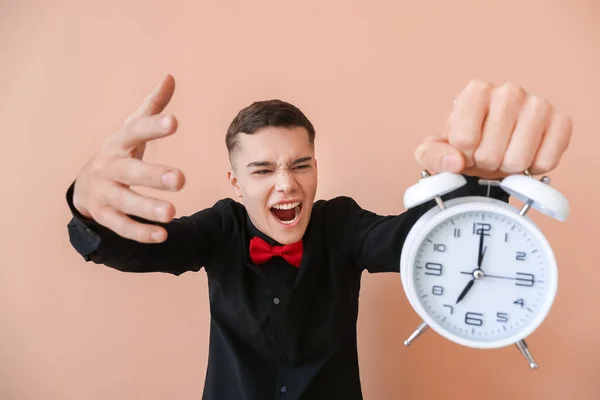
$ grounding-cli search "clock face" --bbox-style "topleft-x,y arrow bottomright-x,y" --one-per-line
408,208 -> 556,348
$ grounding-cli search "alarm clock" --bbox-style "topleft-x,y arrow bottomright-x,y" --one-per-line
399,170 -> 569,369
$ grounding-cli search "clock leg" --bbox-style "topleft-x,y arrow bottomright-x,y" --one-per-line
515,339 -> 539,369
404,321 -> 429,346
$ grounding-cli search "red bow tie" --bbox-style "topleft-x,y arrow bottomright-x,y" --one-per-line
249,236 -> 303,268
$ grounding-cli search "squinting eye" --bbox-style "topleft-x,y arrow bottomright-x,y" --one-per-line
294,165 -> 310,170
254,170 -> 273,175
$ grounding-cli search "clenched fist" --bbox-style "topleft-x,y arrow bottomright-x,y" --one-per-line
415,79 -> 573,179
72,74 -> 185,243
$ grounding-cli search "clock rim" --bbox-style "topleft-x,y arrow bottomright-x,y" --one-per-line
399,196 -> 559,349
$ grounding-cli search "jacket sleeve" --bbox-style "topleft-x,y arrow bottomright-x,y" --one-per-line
351,175 -> 510,273
65,181 -> 227,276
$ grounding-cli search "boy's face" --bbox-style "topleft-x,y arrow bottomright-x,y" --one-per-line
228,126 -> 318,244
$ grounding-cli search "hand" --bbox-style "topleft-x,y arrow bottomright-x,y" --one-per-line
72,74 -> 184,243
414,79 -> 573,179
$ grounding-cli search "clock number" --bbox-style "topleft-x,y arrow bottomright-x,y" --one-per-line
465,312 -> 483,326
432,285 -> 444,295
425,262 -> 443,276
433,243 -> 446,252
516,251 -> 527,261
496,312 -> 509,323
515,272 -> 535,287
513,299 -> 525,308
443,304 -> 454,314
473,222 -> 491,236
453,228 -> 461,238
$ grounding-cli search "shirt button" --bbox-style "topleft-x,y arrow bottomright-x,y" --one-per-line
273,297 -> 280,305
276,332 -> 284,341
280,386 -> 287,393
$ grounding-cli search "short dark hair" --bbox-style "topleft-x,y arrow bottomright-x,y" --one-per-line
225,99 -> 316,158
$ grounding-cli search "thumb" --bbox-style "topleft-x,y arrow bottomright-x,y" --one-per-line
128,74 -> 176,122
414,136 -> 465,174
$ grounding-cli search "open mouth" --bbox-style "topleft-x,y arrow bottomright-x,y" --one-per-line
270,201 -> 302,225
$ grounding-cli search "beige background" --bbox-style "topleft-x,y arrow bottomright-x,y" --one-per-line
2,1 -> 599,399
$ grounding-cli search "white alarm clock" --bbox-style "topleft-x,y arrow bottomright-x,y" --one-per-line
399,170 -> 569,369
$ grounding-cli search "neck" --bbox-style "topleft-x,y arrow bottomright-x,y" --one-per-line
246,217 -> 281,246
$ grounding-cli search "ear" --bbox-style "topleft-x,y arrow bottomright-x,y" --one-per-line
227,168 -> 243,198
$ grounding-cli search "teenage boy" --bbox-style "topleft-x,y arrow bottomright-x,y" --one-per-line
66,75 -> 572,399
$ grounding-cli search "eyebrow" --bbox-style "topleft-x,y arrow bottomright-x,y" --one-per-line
246,156 -> 313,168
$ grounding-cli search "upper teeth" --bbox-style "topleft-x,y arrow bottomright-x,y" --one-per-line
272,201 -> 300,210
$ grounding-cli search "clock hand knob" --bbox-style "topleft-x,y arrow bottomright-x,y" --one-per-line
456,268 -> 485,304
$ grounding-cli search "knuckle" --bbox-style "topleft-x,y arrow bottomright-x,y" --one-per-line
92,186 -> 108,208
106,159 -> 126,182
121,117 -> 145,142
532,157 -> 558,173
501,156 -> 529,174
137,164 -> 161,188
117,220 -> 134,240
449,128 -> 479,150
145,199 -> 161,220
123,115 -> 142,131
556,112 -> 574,136
135,227 -> 149,243
467,78 -> 492,93
91,206 -> 110,228
110,186 -> 127,209
528,95 -> 550,113
88,160 -> 106,179
498,81 -> 525,104
101,131 -> 121,151
414,143 -> 427,164
561,113 -> 574,130
473,149 -> 503,171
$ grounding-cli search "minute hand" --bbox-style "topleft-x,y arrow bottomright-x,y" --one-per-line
459,272 -> 536,284
477,229 -> 486,267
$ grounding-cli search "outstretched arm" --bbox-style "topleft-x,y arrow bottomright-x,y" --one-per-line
353,79 -> 572,273
65,74 -> 224,275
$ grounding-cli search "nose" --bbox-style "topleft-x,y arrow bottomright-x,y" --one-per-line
274,169 -> 298,193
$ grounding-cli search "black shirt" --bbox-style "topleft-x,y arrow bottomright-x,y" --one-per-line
65,175 -> 509,400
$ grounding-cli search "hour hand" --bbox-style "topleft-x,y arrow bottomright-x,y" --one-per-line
455,279 -> 475,304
